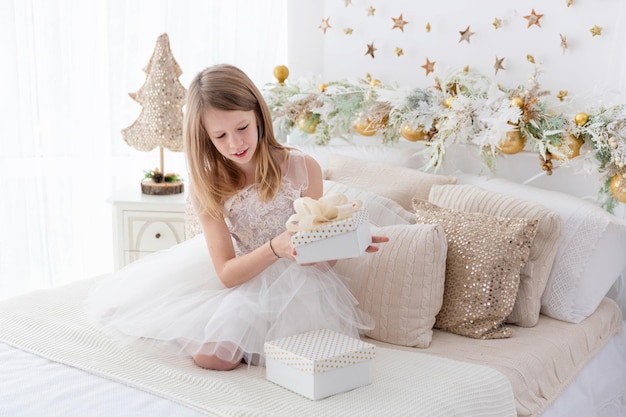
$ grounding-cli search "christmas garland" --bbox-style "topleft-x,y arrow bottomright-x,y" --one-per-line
262,66 -> 626,211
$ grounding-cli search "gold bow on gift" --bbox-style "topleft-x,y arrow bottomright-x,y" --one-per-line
286,193 -> 363,232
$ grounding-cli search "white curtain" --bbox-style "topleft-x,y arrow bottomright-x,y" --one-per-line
0,0 -> 288,300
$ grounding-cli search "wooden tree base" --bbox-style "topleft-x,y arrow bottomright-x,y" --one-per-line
141,180 -> 184,195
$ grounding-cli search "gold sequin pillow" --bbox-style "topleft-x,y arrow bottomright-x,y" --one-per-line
412,199 -> 538,339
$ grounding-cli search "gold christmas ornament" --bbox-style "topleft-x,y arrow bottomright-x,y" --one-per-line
421,58 -> 436,76
590,25 -> 603,37
575,112 -> 589,126
296,112 -> 319,134
510,97 -> 524,108
273,65 -> 289,84
444,96 -> 454,108
610,174 -> 626,203
353,113 -> 387,136
369,78 -> 381,87
318,83 -> 328,92
498,128 -> 526,154
391,14 -> 408,31
319,17 -> 331,34
554,133 -> 583,160
458,26 -> 475,44
400,124 -> 428,142
494,56 -> 505,75
523,9 -> 544,28
365,42 -> 377,58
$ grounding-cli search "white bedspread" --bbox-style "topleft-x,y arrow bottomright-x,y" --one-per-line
0,277 -> 516,417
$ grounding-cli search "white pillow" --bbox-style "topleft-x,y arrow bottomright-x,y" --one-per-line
458,174 -> 626,323
323,180 -> 415,227
324,154 -> 457,211
334,223 -> 448,348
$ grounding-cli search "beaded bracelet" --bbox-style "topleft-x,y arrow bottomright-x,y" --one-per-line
269,239 -> 280,258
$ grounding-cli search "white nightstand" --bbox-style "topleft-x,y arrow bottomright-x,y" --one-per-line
110,187 -> 187,270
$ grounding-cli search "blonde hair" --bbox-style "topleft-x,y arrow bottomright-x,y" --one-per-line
184,64 -> 288,219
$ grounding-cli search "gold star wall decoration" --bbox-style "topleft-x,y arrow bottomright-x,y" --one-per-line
590,25 -> 603,36
395,47 -> 404,57
392,14 -> 408,31
494,56 -> 505,75
319,17 -> 331,34
367,6 -> 376,16
560,34 -> 568,54
492,18 -> 502,29
421,58 -> 436,76
365,42 -> 377,58
523,9 -> 544,28
344,28 -> 354,35
459,25 -> 475,43
557,90 -> 568,101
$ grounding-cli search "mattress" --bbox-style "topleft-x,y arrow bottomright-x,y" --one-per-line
0,276 -> 516,417
0,276 -> 624,417
370,298 -> 625,417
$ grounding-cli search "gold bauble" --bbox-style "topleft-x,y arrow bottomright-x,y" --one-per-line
554,133 -> 583,160
610,174 -> 626,203
273,65 -> 289,84
400,124 -> 427,142
498,128 -> 526,154
353,114 -> 387,136
318,83 -> 328,92
296,111 -> 318,134
510,97 -> 524,108
574,112 -> 589,126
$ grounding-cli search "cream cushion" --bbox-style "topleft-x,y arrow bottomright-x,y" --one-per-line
323,180 -> 415,226
458,174 -> 626,323
334,223 -> 448,348
412,199 -> 538,339
428,184 -> 563,327
324,154 -> 457,211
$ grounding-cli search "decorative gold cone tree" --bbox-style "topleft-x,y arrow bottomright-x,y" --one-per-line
122,33 -> 187,195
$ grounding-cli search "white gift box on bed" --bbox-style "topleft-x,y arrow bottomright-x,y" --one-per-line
264,328 -> 376,400
291,208 -> 371,264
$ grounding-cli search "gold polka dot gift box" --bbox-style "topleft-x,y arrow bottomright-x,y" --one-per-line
289,201 -> 371,265
264,329 -> 376,400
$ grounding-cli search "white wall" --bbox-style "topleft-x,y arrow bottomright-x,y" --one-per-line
287,0 -> 626,108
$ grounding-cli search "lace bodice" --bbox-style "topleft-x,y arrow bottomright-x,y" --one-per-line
224,152 -> 309,256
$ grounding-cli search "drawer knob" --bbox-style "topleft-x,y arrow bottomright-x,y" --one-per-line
155,233 -> 161,239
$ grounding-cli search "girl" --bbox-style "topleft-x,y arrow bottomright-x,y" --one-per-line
86,64 -> 386,371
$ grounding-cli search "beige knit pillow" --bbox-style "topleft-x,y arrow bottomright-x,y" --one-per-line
324,154 -> 457,211
412,199 -> 537,339
334,223 -> 448,348
428,184 -> 563,327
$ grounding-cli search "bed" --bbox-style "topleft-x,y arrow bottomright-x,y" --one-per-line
1,141 -> 625,417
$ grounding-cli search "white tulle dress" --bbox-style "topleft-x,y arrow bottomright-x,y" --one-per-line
85,151 -> 373,365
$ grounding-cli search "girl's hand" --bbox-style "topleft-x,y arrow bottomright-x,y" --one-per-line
271,230 -> 297,261
365,235 -> 389,253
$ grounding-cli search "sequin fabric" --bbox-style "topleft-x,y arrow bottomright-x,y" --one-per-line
122,33 -> 187,152
412,199 -> 537,339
